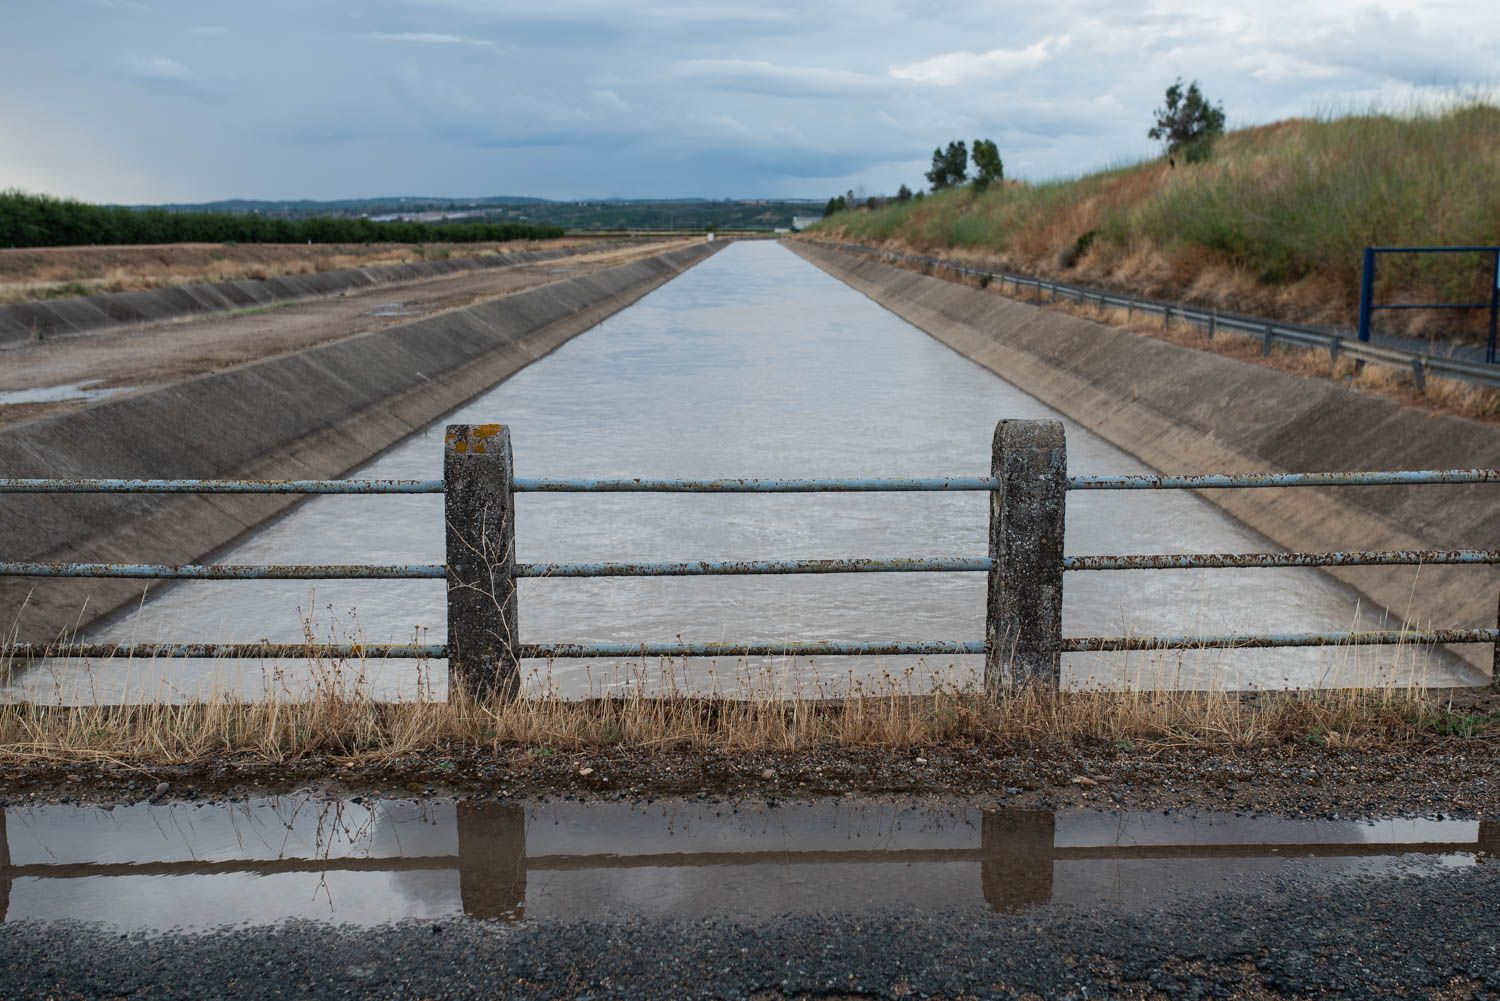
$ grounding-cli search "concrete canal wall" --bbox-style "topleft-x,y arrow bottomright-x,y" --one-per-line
791,240 -> 1500,674
0,242 -> 639,347
0,241 -> 720,644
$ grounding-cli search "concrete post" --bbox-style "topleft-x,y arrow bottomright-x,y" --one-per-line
987,420 -> 1067,689
1492,589 -> 1499,689
444,423 -> 519,700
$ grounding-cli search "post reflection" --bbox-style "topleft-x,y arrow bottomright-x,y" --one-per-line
0,800 -> 1492,930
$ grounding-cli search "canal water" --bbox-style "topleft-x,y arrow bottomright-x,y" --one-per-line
0,795 -> 1481,932
3,241 -> 1473,701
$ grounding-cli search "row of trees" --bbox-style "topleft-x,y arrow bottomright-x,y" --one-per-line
0,191 -> 565,249
820,79 -> 1226,219
925,139 -> 1004,191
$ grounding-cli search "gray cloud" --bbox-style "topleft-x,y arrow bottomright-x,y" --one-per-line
4,0 -> 1498,202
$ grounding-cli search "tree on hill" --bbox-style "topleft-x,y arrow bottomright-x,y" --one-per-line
924,141 -> 968,190
896,184 -> 913,203
1148,78 -> 1226,163
971,139 -> 1003,190
822,195 -> 848,217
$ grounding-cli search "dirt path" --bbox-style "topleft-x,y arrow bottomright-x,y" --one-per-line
0,239 -> 694,427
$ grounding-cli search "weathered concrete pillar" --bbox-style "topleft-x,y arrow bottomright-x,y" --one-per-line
980,810 -> 1056,912
0,809 -> 9,924
456,802 -> 527,921
986,419 -> 1067,689
444,424 -> 519,700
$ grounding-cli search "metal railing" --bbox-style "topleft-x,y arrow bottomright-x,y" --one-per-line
811,240 -> 1500,391
2,420 -> 1497,694
1358,246 -> 1499,364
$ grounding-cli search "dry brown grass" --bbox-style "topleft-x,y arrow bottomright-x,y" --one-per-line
0,651 -> 1474,767
0,240 -> 595,304
818,103 -> 1500,344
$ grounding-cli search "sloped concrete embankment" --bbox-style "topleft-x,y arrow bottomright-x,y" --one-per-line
790,241 -> 1500,675
0,242 -> 638,347
0,241 -> 720,643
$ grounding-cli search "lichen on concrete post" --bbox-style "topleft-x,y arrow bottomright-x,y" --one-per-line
986,419 -> 1066,690
444,423 -> 518,700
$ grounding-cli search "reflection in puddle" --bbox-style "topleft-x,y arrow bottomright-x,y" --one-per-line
0,798 -> 1487,933
0,381 -> 130,406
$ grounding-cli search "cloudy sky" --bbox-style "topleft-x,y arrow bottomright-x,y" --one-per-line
2,0 -> 1496,203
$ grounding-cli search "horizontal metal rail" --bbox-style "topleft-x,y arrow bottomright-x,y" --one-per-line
511,476 -> 999,492
0,640 -> 985,660
5,549 -> 1494,580
3,469 -> 1497,496
1067,469 -> 1500,490
517,557 -> 993,577
1062,628 -> 1500,652
1,643 -> 446,660
0,562 -> 446,580
7,630 -> 1497,662
1063,550 -> 1499,571
0,478 -> 443,494
817,240 -> 1500,388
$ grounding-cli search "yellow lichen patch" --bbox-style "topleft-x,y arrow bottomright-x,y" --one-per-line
452,440 -> 469,454
472,424 -> 503,438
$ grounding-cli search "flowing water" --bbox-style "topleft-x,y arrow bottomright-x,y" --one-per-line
0,795 -> 1482,932
3,241 -> 1475,701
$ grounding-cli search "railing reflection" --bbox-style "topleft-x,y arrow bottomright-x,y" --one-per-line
2,803 -> 1495,927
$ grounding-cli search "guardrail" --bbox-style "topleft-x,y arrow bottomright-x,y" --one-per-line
2,421 -> 1498,696
811,240 -> 1500,391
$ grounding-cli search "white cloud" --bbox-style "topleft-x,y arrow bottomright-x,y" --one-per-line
361,32 -> 495,47
890,37 -> 1063,86
121,54 -> 195,82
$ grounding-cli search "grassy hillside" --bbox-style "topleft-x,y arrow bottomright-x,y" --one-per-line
811,103 -> 1500,342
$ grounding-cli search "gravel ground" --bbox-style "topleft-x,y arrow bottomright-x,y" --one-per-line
5,739 -> 1500,819
2,853 -> 1496,999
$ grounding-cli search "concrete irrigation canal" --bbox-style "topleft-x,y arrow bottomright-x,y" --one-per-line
3,237 -> 1500,1000
2,239 -> 1493,700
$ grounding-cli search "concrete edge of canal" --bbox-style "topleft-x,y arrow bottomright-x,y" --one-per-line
0,239 -> 723,643
788,239 -> 1500,675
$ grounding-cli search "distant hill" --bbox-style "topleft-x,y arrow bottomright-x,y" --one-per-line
131,196 -> 825,232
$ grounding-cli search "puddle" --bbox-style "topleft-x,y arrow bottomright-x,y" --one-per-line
0,381 -> 130,407
368,302 -> 420,318
0,798 -> 1486,933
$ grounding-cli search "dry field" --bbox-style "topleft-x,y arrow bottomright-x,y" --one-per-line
0,238 -> 605,304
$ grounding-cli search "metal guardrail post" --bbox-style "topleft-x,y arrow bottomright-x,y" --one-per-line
1357,247 -> 1375,343
1489,250 -> 1499,365
444,423 -> 519,700
986,419 -> 1066,689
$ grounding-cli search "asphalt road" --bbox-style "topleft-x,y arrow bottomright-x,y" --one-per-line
3,853 -> 1496,999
